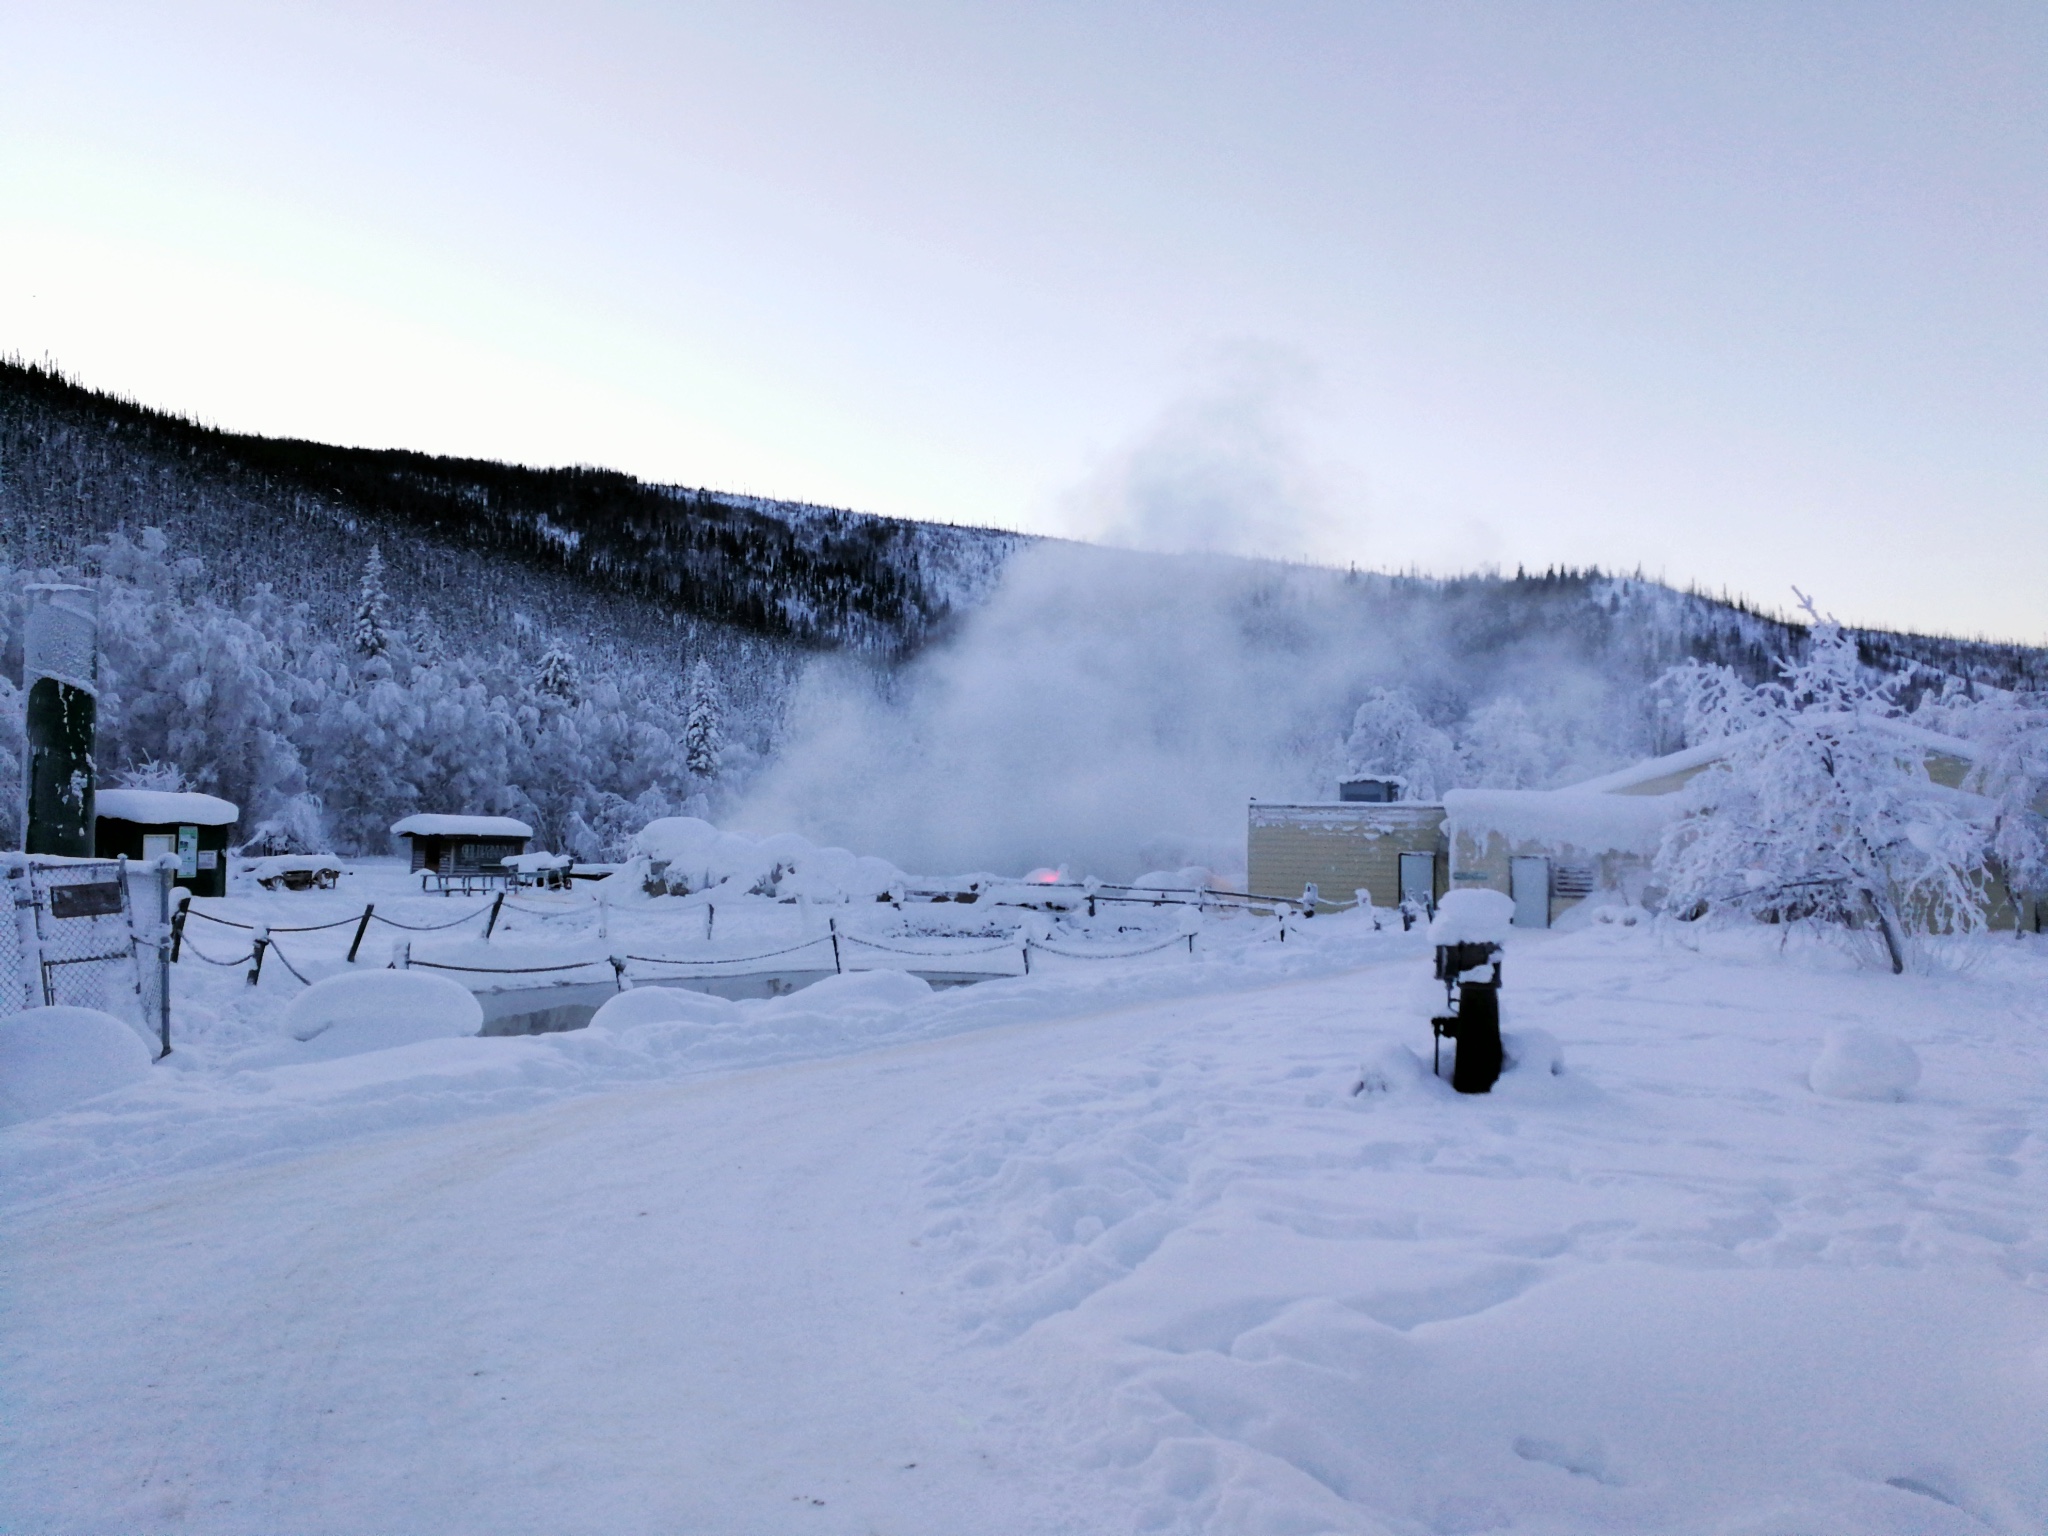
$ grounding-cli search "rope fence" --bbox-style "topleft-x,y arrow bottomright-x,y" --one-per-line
165,886 -> 1257,1002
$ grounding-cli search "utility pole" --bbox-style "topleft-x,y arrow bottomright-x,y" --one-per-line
24,585 -> 98,857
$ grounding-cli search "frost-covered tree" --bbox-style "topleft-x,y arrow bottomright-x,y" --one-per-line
352,545 -> 392,659
534,644 -> 579,703
1657,598 -> 1989,972
1458,696 -> 1552,788
1341,687 -> 1457,799
685,660 -> 724,782
1950,691 -> 2048,924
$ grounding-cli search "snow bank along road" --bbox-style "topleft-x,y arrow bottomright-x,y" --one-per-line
5,922 -> 2047,1534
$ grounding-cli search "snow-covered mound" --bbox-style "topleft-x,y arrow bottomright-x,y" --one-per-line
632,817 -> 906,901
590,986 -> 741,1031
0,1007 -> 152,1127
1809,1025 -> 1921,1101
282,971 -> 484,1056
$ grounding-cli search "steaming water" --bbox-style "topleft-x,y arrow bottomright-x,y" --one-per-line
737,541 -> 1633,881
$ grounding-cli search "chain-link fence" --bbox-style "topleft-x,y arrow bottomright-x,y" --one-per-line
2,854 -> 169,1054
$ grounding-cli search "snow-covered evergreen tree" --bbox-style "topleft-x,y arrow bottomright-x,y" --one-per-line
352,545 -> 392,659
685,660 -> 724,782
534,644 -> 579,703
1657,597 -> 1990,972
1341,687 -> 1457,799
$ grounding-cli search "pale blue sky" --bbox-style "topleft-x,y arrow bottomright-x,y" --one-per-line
3,2 -> 2042,640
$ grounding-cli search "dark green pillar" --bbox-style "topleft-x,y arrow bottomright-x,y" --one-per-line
23,585 -> 98,858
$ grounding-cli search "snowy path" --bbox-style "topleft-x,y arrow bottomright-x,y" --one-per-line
6,925 -> 2048,1534
2,980 -> 1233,1534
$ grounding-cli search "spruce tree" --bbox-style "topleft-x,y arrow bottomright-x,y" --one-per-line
685,660 -> 724,781
352,545 -> 391,659
535,644 -> 579,702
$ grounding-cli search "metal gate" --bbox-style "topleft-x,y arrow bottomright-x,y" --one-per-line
3,855 -> 167,1049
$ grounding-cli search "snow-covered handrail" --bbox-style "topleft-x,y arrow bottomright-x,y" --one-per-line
622,936 -> 837,967
1025,934 -> 1193,960
841,932 -> 1022,958
409,957 -> 613,976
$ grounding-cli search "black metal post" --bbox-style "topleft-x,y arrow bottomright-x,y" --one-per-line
247,932 -> 268,987
347,904 -> 375,962
484,891 -> 505,940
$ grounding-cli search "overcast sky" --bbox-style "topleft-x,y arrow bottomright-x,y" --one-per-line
3,2 -> 2042,641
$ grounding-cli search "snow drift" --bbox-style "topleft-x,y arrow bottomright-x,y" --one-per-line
0,1007 -> 152,1127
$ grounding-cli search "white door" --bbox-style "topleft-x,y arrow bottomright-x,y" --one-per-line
1399,852 -> 1436,911
1511,857 -> 1550,928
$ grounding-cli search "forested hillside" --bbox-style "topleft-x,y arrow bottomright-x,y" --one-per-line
2,360 -> 2039,869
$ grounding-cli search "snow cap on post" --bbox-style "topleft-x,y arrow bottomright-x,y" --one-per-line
1428,889 -> 1515,946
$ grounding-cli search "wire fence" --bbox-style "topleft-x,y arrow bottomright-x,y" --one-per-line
1,855 -> 169,1055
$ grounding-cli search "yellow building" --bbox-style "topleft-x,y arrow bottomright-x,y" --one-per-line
1249,724 -> 2045,932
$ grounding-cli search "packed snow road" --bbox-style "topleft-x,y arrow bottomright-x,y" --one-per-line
5,922 -> 2047,1534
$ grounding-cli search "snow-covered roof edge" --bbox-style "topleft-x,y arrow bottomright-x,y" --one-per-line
1442,789 -> 1679,858
390,815 -> 535,838
96,789 -> 240,826
1565,718 -> 1980,796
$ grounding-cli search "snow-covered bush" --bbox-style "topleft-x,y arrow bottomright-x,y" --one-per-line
1656,599 -> 1991,972
0,1007 -> 153,1127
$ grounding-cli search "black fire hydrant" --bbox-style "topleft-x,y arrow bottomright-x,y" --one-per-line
1432,939 -> 1503,1094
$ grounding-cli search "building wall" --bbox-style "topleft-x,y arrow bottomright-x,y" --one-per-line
1247,803 -> 1446,912
94,816 -> 230,898
1447,825 -> 1653,925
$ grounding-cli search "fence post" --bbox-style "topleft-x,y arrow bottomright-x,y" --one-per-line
609,956 -> 627,991
485,891 -> 505,941
169,890 -> 190,962
392,939 -> 411,970
829,917 -> 842,974
157,862 -> 172,1057
347,904 -> 375,962
247,925 -> 269,986
706,903 -> 715,941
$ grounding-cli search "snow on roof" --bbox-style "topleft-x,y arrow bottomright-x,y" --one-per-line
95,789 -> 240,826
1443,788 -> 1679,858
389,815 -> 535,839
1566,740 -> 1733,795
1565,718 -> 1980,797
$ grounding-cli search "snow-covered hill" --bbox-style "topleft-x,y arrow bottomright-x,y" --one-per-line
3,360 -> 2041,875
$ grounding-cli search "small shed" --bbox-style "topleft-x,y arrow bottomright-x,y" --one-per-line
391,815 -> 535,893
95,788 -> 241,898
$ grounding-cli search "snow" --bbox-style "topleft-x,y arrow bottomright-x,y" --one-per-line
505,850 -> 573,873
0,1007 -> 153,1127
632,816 -> 906,901
246,853 -> 342,879
1809,1025 -> 1923,1101
389,814 -> 535,838
3,875 -> 2045,1534
280,971 -> 484,1055
1428,887 -> 1515,944
94,787 -> 241,826
1443,787 -> 1678,857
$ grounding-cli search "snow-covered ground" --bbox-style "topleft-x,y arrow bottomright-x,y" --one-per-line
4,890 -> 2045,1534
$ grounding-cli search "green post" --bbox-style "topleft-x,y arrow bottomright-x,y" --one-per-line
23,585 -> 98,858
